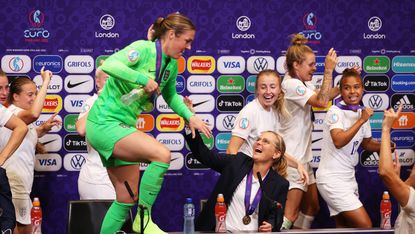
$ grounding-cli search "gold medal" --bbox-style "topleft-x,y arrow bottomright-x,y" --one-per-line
242,215 -> 251,225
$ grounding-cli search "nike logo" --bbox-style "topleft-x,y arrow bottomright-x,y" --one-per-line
40,139 -> 57,145
312,138 -> 323,144
193,100 -> 210,108
67,80 -> 89,88
171,157 -> 179,162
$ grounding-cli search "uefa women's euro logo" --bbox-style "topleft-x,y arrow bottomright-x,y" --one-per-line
29,10 -> 45,28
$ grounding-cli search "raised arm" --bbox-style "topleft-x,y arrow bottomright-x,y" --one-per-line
378,104 -> 410,207
226,136 -> 245,155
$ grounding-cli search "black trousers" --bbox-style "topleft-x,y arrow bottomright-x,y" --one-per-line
0,167 -> 15,232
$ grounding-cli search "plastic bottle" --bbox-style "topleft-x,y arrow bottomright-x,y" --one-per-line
120,88 -> 154,112
183,197 -> 195,234
215,193 -> 227,233
380,191 -> 392,229
31,197 -> 42,234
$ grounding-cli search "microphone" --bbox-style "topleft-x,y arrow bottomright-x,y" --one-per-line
257,172 -> 282,210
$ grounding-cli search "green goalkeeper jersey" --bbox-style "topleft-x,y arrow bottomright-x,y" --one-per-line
88,40 -> 193,127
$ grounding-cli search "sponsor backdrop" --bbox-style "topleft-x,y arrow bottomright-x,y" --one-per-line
1,0 -> 414,232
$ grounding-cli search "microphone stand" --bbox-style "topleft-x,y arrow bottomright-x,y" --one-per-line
124,181 -> 146,234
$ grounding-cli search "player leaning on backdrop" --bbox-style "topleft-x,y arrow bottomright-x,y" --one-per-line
279,34 -> 340,229
0,68 -> 60,234
76,67 -> 114,200
316,68 -> 382,228
379,104 -> 415,234
226,69 -> 309,184
0,104 -> 27,232
85,13 -> 211,234
184,95 -> 289,232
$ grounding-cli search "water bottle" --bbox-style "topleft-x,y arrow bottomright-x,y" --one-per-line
380,191 -> 392,229
183,197 -> 195,234
215,193 -> 227,233
31,197 -> 42,234
120,88 -> 153,112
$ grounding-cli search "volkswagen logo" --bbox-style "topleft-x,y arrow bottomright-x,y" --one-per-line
368,95 -> 383,109
70,154 -> 86,170
253,57 -> 268,72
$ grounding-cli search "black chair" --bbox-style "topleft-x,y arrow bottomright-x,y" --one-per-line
67,200 -> 134,234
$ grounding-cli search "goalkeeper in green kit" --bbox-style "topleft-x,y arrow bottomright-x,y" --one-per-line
86,13 -> 212,234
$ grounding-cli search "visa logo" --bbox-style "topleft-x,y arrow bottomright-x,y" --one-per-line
223,61 -> 241,68
70,100 -> 84,107
39,159 -> 57,166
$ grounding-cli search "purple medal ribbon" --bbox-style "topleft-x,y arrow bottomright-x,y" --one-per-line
335,101 -> 365,111
155,40 -> 162,82
244,169 -> 263,217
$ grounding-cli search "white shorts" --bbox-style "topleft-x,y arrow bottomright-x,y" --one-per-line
287,163 -> 316,192
317,180 -> 362,216
13,196 -> 32,225
78,179 -> 116,200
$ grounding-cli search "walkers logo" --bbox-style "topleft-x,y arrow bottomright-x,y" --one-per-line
335,56 -> 362,73
176,75 -> 185,93
33,55 -> 63,73
360,151 -> 380,167
187,56 -> 215,74
33,74 -> 63,93
216,114 -> 237,131
177,56 -> 186,74
217,75 -> 244,93
363,16 -> 386,40
369,112 -> 384,129
310,150 -> 321,168
64,134 -> 87,152
247,56 -> 275,74
311,131 -> 323,150
391,131 -> 415,148
64,114 -> 78,132
156,133 -> 184,151
276,56 -> 287,74
39,134 -> 62,152
64,153 -> 86,171
392,56 -> 415,73
156,114 -> 184,132
393,112 -> 415,129
396,149 -> 415,166
362,94 -> 389,110
216,133 -> 232,151
64,95 -> 90,113
188,95 -> 215,112
34,114 -> 62,133
216,95 -> 244,112
64,55 -> 94,73
217,56 -> 245,74
187,75 -> 215,93
363,75 -> 389,92
300,12 -> 322,44
1,55 -> 31,73
24,9 -> 50,42
186,153 -> 209,170
136,114 -> 155,132
95,14 -> 119,38
64,75 -> 94,93
42,95 -> 63,113
232,16 -> 255,39
392,75 -> 415,92
391,94 -> 414,111
363,56 -> 390,73
246,75 -> 256,93
35,154 -> 62,171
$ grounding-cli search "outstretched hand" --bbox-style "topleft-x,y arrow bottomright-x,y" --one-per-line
324,48 -> 337,72
42,113 -> 62,132
382,103 -> 403,129
40,66 -> 53,82
183,96 -> 212,138
296,163 -> 310,185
